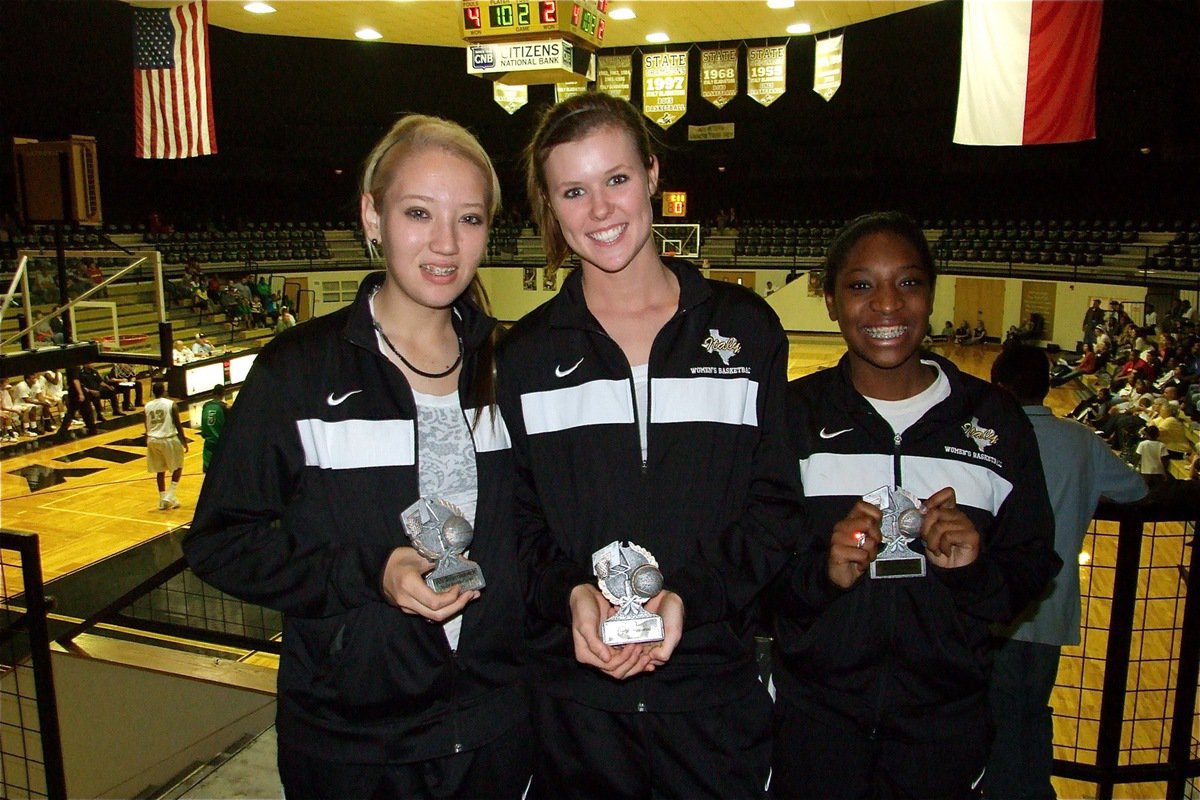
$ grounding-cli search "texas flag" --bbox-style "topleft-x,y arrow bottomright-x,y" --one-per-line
953,0 -> 1102,146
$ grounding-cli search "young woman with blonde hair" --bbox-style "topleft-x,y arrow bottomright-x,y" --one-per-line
186,115 -> 530,798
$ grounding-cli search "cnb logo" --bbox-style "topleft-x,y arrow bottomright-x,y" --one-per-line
471,46 -> 495,69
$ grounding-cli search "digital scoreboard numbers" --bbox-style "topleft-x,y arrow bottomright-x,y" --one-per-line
462,0 -> 607,48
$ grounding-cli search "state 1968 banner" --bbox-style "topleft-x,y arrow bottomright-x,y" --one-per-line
642,51 -> 688,130
747,45 -> 786,107
597,55 -> 632,100
700,49 -> 738,109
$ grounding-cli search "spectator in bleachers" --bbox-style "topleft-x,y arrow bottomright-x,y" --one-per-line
275,306 -> 296,333
1051,343 -> 1100,387
1136,425 -> 1171,486
1110,349 -> 1154,391
1147,398 -> 1196,461
1082,298 -> 1105,346
953,319 -> 971,344
1145,303 -> 1158,333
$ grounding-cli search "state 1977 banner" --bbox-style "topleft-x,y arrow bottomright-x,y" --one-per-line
700,49 -> 738,109
642,51 -> 688,129
747,45 -> 786,107
597,55 -> 632,100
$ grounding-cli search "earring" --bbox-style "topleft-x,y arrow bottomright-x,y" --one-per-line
370,238 -> 379,247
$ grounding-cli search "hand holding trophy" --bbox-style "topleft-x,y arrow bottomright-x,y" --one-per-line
402,497 -> 486,593
592,540 -> 665,645
862,486 -> 927,579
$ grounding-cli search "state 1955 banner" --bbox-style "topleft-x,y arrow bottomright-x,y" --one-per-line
747,45 -> 786,107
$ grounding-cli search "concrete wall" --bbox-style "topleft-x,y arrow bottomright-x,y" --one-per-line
50,643 -> 275,798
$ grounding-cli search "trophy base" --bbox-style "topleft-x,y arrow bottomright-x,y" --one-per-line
426,565 -> 486,593
870,554 -> 927,579
602,614 -> 665,646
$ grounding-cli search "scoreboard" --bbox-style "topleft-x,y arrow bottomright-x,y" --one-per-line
462,0 -> 608,49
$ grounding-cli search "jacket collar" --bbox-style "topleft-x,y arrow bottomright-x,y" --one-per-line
834,349 -> 971,425
343,271 -> 495,353
548,258 -> 712,330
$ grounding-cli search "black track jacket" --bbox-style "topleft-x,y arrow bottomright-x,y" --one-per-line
497,260 -> 800,712
772,353 -> 1061,733
184,272 -> 526,764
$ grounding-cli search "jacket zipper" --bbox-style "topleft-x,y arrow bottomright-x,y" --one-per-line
873,429 -> 903,737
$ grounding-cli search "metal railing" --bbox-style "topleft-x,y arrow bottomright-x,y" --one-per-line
1053,486 -> 1200,800
0,531 -> 67,800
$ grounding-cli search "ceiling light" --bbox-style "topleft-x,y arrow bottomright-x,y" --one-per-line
355,28 -> 383,40
767,0 -> 795,8
243,2 -> 275,13
645,32 -> 669,43
786,22 -> 811,34
1139,146 -> 1152,155
609,7 -> 636,20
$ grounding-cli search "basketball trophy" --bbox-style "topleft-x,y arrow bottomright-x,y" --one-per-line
592,541 -> 665,645
401,497 -> 486,593
863,486 -> 927,579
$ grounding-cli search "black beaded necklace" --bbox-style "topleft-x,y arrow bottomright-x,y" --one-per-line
373,319 -> 463,379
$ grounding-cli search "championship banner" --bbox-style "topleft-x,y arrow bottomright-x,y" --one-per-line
556,81 -> 588,103
814,34 -> 843,101
700,48 -> 738,109
597,54 -> 632,100
687,123 -> 735,141
747,45 -> 786,107
493,83 -> 528,114
642,51 -> 688,130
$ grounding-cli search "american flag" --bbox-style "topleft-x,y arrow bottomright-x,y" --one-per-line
133,0 -> 217,159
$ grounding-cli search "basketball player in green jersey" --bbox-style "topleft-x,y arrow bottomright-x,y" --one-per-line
199,384 -> 227,472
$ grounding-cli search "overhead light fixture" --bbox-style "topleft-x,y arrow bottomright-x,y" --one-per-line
609,7 -> 636,20
1139,146 -> 1152,155
786,22 -> 811,34
355,27 -> 383,40
646,32 -> 669,43
767,0 -> 795,8
243,2 -> 275,13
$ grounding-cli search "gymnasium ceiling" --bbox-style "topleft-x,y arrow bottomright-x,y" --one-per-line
128,1 -> 938,50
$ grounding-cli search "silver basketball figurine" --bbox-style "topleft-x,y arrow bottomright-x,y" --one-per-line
592,541 -> 665,645
401,497 -> 486,593
862,486 -> 927,579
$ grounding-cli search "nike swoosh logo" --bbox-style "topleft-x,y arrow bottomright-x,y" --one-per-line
326,389 -> 363,406
555,358 -> 584,378
819,427 -> 853,439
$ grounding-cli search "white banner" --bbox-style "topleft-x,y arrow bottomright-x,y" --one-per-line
597,54 -> 632,100
747,45 -> 786,107
700,48 -> 738,109
814,35 -> 843,101
642,51 -> 688,130
494,83 -> 528,114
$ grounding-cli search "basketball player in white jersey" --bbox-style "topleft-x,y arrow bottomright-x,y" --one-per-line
144,381 -> 188,509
